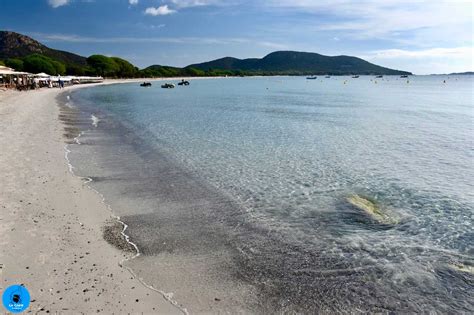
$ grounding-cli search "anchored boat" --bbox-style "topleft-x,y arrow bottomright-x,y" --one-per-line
161,83 -> 175,89
178,80 -> 190,86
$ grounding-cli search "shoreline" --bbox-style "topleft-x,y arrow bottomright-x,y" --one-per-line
62,82 -> 261,314
60,94 -> 189,313
0,81 -> 184,314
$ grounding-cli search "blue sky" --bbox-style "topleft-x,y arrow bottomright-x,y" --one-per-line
0,0 -> 472,74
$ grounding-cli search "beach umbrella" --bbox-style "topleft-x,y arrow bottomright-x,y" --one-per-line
12,71 -> 30,75
34,72 -> 51,78
0,66 -> 29,75
0,69 -> 17,75
0,65 -> 14,71
0,66 -> 17,75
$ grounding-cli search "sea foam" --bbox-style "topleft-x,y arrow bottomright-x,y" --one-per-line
91,114 -> 100,127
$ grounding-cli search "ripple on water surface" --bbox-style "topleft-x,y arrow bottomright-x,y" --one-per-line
67,76 -> 474,313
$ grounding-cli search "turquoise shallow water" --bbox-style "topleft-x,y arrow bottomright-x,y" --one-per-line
69,76 -> 473,313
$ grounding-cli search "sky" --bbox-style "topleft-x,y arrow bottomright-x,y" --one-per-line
0,0 -> 472,74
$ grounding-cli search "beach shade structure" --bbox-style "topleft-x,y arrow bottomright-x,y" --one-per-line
0,66 -> 29,76
34,72 -> 51,78
50,76 -> 74,82
0,66 -> 32,89
0,65 -> 16,75
0,66 -> 30,76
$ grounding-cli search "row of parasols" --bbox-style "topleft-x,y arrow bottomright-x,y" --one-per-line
0,65 -> 103,83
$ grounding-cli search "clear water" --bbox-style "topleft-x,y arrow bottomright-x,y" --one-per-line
68,76 -> 474,313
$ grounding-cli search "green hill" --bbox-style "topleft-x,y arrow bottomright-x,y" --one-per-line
0,31 -> 86,66
448,71 -> 473,75
187,51 -> 411,75
0,31 -> 139,76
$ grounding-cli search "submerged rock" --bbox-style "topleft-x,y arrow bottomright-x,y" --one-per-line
449,263 -> 474,274
346,194 -> 396,224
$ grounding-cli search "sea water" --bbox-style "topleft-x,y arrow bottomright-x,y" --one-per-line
66,76 -> 473,313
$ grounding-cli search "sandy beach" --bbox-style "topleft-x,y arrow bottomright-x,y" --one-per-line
0,83 -> 183,314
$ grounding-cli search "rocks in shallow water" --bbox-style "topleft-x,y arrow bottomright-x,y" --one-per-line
346,194 -> 397,224
102,220 -> 136,253
449,263 -> 474,274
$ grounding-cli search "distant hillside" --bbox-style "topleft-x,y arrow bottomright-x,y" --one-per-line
448,71 -> 473,75
142,65 -> 185,76
0,31 -> 86,66
0,31 -> 412,77
187,51 -> 411,75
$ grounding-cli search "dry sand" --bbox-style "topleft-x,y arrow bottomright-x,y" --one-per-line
0,83 -> 183,314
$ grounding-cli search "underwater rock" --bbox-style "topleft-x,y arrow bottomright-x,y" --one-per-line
346,194 -> 396,224
449,263 -> 474,274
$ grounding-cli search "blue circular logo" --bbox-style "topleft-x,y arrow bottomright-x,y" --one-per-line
2,285 -> 30,313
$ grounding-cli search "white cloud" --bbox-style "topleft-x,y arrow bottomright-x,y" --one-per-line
129,0 -> 138,5
362,46 -> 473,74
150,24 -> 166,29
368,47 -> 473,59
170,0 -> 224,8
263,0 -> 473,45
258,0 -> 473,73
144,5 -> 176,16
48,0 -> 70,8
33,32 -> 285,49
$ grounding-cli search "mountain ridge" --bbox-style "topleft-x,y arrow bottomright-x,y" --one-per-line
186,51 -> 412,75
1,31 -> 412,76
0,31 -> 86,66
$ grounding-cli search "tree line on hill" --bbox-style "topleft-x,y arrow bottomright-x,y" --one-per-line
1,54 -> 139,77
0,53 -> 249,77
3,52 -> 401,77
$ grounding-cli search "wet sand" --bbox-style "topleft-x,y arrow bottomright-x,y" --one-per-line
0,84 -> 183,314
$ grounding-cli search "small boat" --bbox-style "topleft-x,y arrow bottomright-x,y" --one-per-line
325,75 -> 331,78
306,76 -> 317,80
400,75 -> 409,78
161,83 -> 175,89
352,75 -> 359,78
177,80 -> 190,86
140,82 -> 152,87
375,75 -> 383,78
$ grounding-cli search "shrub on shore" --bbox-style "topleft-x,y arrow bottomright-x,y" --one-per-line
4,58 -> 24,71
2,52 -> 267,78
22,54 -> 66,75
